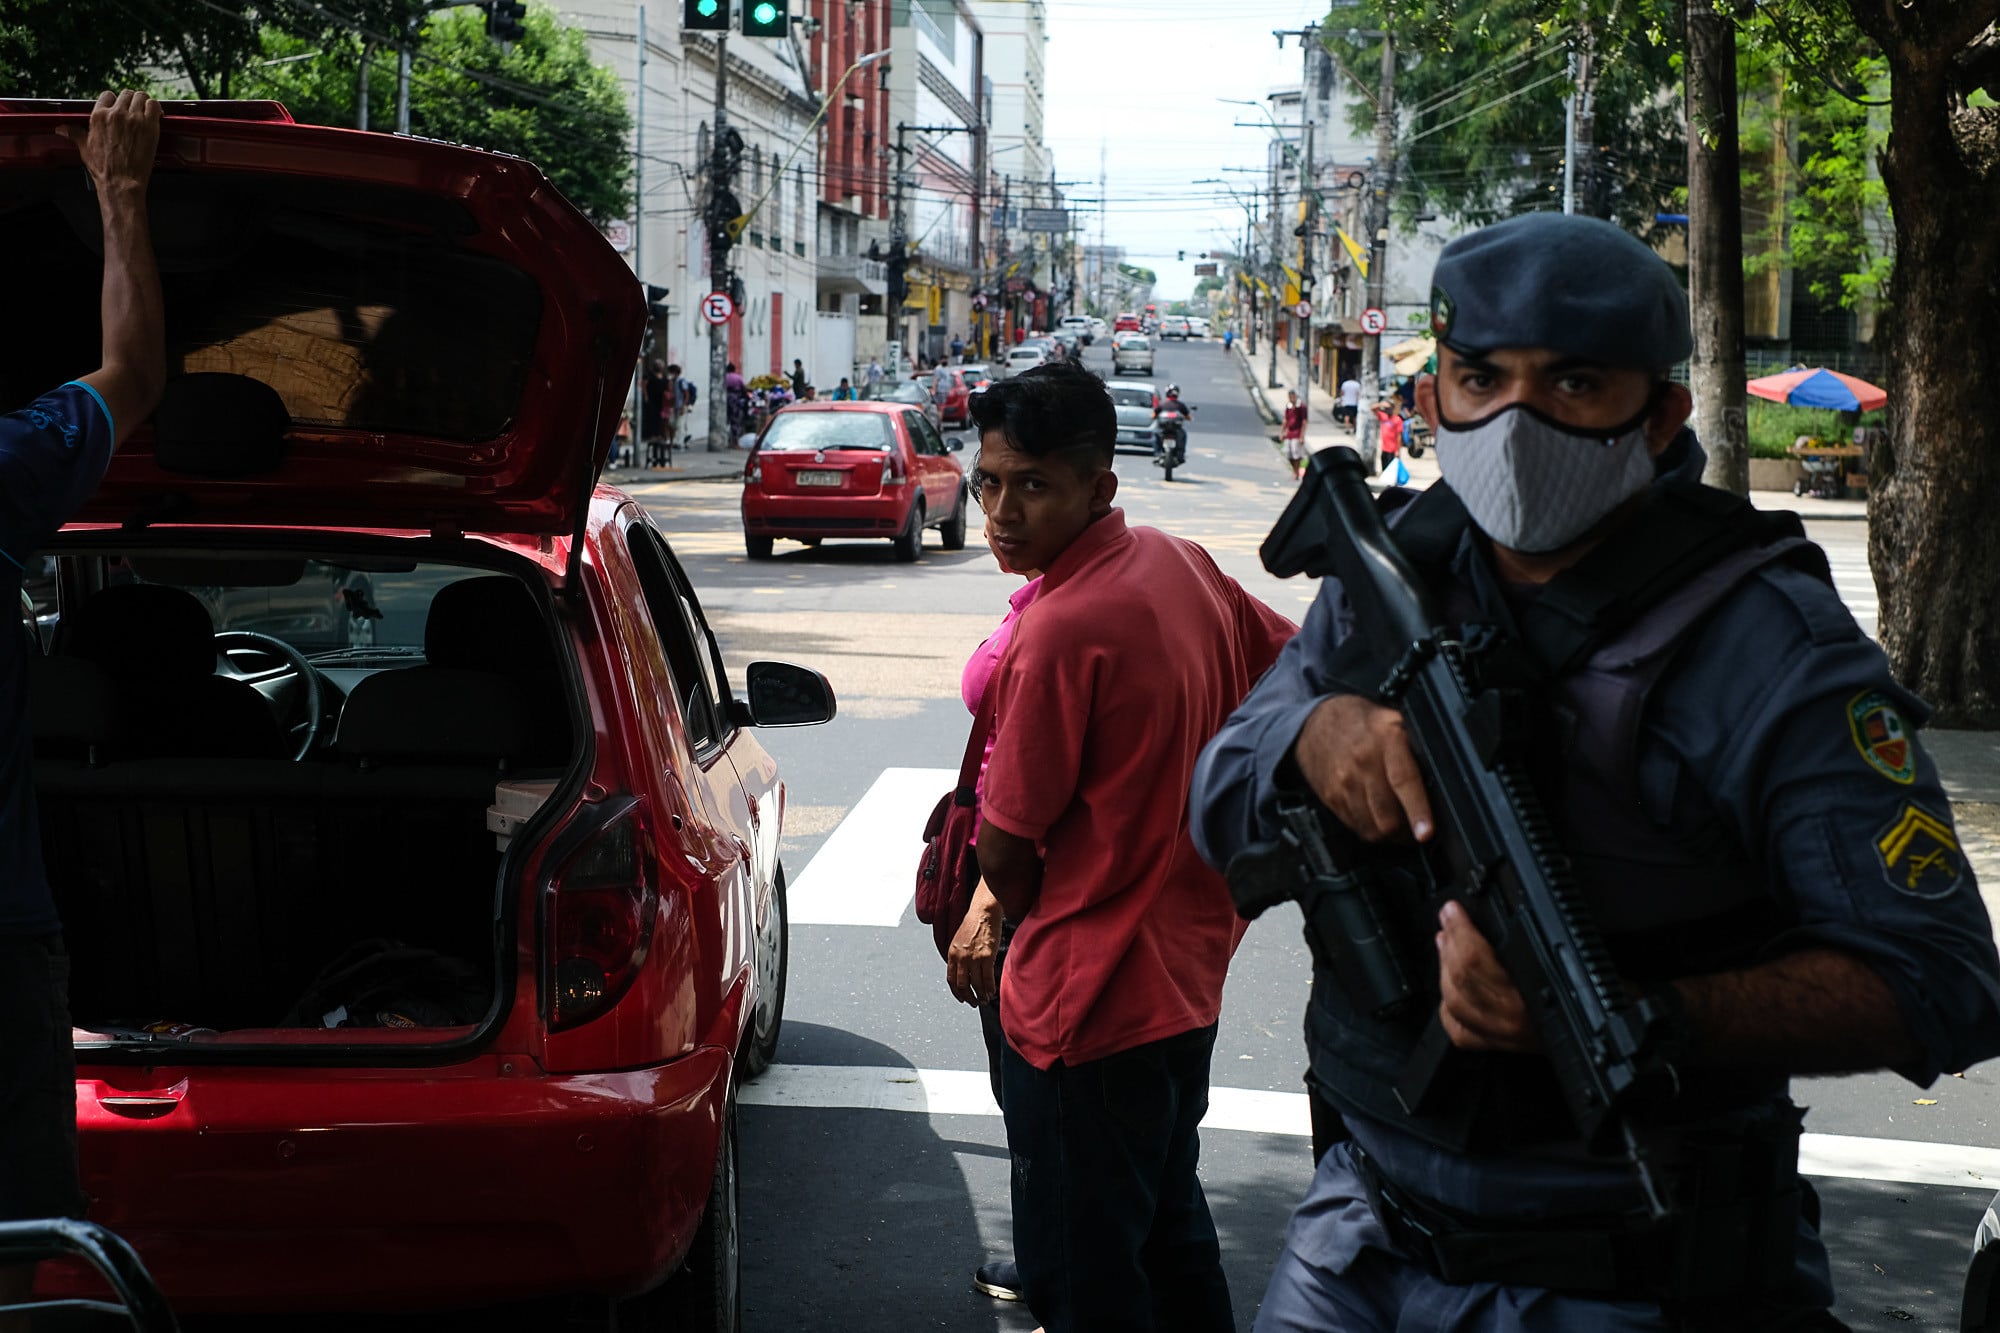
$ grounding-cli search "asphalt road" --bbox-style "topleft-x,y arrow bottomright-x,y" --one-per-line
629,338 -> 1995,1333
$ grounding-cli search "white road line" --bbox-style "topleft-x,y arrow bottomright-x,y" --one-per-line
743,1063 -> 2000,1190
787,767 -> 956,926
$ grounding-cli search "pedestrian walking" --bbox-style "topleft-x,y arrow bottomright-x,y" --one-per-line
865,356 -> 885,392
642,358 -> 670,468
1338,375 -> 1361,428
1191,211 -> 2000,1333
970,361 -> 1297,1333
0,89 -> 165,1310
1281,389 -> 1308,480
950,331 -> 966,363
790,358 -> 809,398
1373,399 -> 1404,473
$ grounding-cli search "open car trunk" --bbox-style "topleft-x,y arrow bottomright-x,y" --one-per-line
32,546 -> 581,1055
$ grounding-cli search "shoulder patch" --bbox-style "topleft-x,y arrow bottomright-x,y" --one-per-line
1849,689 -> 1916,783
1875,802 -> 1964,898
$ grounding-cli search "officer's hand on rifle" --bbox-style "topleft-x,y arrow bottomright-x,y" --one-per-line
1293,695 -> 1435,844
1436,901 -> 1538,1052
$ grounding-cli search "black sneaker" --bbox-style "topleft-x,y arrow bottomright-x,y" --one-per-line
973,1259 -> 1022,1301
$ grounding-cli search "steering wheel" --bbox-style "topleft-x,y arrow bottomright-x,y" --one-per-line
212,631 -> 325,762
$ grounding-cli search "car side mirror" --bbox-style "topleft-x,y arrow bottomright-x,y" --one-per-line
946,436 -> 965,452
743,660 -> 837,727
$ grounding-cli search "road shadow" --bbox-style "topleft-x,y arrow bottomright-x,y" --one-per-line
745,1022 -> 1031,1332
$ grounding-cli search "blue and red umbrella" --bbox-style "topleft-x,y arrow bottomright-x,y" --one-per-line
1746,367 -> 1888,412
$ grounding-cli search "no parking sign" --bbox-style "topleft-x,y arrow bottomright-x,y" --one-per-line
701,290 -> 736,325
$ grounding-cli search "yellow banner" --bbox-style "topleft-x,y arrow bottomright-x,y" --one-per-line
1337,226 -> 1370,278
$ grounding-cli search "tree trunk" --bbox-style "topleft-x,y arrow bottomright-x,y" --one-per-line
1684,0 -> 1749,497
1859,17 -> 2000,726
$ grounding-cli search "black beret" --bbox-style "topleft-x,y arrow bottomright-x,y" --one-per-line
1427,213 -> 1691,369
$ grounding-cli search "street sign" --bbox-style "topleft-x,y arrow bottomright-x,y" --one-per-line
1020,208 -> 1070,233
701,290 -> 736,325
1194,262 -> 1219,277
602,219 -> 633,252
1293,300 -> 1312,320
1359,306 -> 1389,335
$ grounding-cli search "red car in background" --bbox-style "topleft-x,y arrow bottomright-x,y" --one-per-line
931,366 -> 972,427
741,403 -> 970,562
8,99 -> 831,1328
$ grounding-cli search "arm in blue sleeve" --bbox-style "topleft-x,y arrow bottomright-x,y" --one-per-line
1664,566 -> 2000,1084
1191,580 -> 1354,871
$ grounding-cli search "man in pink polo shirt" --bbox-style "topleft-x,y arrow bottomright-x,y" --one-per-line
971,361 -> 1296,1333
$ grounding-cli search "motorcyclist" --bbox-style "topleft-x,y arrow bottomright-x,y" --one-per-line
1152,385 -> 1195,464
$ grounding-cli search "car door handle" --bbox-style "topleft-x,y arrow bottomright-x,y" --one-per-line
99,1096 -> 182,1119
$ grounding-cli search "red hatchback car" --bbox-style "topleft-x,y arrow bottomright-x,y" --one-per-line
6,101 -> 830,1326
740,402 -> 970,562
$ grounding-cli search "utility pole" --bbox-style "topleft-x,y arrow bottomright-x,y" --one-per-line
707,24 -> 734,452
887,123 -> 910,367
1358,13 -> 1395,459
357,41 -> 375,130
1296,111 -> 1315,416
1562,6 -> 1595,215
1686,0 -> 1748,494
631,5 -> 647,443
395,7 -> 415,135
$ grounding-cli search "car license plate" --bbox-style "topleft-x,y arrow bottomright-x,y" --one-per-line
796,470 -> 843,487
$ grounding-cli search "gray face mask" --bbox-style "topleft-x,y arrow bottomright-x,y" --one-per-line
1432,400 -> 1659,554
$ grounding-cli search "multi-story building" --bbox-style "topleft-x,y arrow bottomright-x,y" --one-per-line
808,0 -> 893,382
884,0 -> 985,367
967,0 -> 1050,347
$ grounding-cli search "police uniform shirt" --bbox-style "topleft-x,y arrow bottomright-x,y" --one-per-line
1189,437 -> 2000,1209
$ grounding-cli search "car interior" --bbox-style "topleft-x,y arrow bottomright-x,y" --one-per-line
28,550 -> 576,1046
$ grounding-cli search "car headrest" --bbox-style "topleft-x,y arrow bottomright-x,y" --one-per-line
28,656 -> 116,748
153,372 -> 290,477
337,667 -> 526,764
63,584 -> 216,680
425,576 -> 549,670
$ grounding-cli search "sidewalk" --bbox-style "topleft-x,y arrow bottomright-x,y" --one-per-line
603,445 -> 747,489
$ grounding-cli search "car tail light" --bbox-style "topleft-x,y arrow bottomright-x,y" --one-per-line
746,455 -> 762,485
545,801 -> 658,1031
884,449 -> 908,486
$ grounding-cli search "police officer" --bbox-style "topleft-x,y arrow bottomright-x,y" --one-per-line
1189,213 -> 2000,1331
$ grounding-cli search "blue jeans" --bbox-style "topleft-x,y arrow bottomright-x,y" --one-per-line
1002,1023 -> 1234,1333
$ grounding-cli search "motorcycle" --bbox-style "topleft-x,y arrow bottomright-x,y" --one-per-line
1153,412 -> 1190,481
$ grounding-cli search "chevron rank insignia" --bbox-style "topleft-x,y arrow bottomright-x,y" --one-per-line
1875,804 -> 1964,899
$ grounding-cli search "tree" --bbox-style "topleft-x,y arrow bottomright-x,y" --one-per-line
1801,0 -> 2000,724
239,5 -> 632,224
0,0 -> 261,99
1324,0 -> 1687,239
1686,0 -> 1750,495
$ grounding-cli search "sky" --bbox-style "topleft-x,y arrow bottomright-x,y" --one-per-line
1042,0 -> 1330,302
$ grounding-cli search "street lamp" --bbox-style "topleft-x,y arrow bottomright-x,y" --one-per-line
728,47 -> 889,241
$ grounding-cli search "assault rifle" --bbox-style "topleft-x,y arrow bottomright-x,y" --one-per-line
1230,446 -> 1683,1212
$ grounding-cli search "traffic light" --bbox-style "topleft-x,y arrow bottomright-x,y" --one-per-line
646,284 -> 670,321
742,0 -> 787,36
1177,250 -> 1186,261
684,0 -> 727,30
486,0 -> 527,42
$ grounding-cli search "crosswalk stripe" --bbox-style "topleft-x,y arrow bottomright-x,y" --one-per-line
742,1063 -> 2000,1189
787,767 -> 957,926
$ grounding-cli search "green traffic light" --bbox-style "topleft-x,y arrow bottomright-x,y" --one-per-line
752,2 -> 777,20
698,0 -> 718,12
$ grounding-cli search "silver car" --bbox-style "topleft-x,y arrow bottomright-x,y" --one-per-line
1112,335 -> 1154,376
1104,379 -> 1160,454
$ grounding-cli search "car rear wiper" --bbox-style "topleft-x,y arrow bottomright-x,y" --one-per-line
305,646 -> 425,664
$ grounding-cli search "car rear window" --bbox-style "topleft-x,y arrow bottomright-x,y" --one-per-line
1108,387 -> 1154,408
0,171 -> 539,442
1122,338 -> 1152,350
758,411 -> 895,451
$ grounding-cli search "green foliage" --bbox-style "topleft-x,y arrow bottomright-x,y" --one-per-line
1746,398 -> 1883,458
0,0 -> 261,99
1192,275 -> 1224,298
1323,0 -> 1686,238
1117,262 -> 1157,284
238,5 -> 632,224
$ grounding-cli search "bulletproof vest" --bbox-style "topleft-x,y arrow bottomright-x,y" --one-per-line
1305,480 -> 1833,1154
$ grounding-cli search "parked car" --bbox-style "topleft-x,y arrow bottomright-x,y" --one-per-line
870,376 -> 943,428
742,402 -> 969,561
1114,312 -> 1142,333
1159,316 -> 1190,341
1105,379 -> 1161,455
1004,344 -> 1048,377
1112,335 -> 1155,376
1187,316 -> 1210,339
14,98 -> 830,1327
1059,315 -> 1093,345
931,366 -> 972,427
